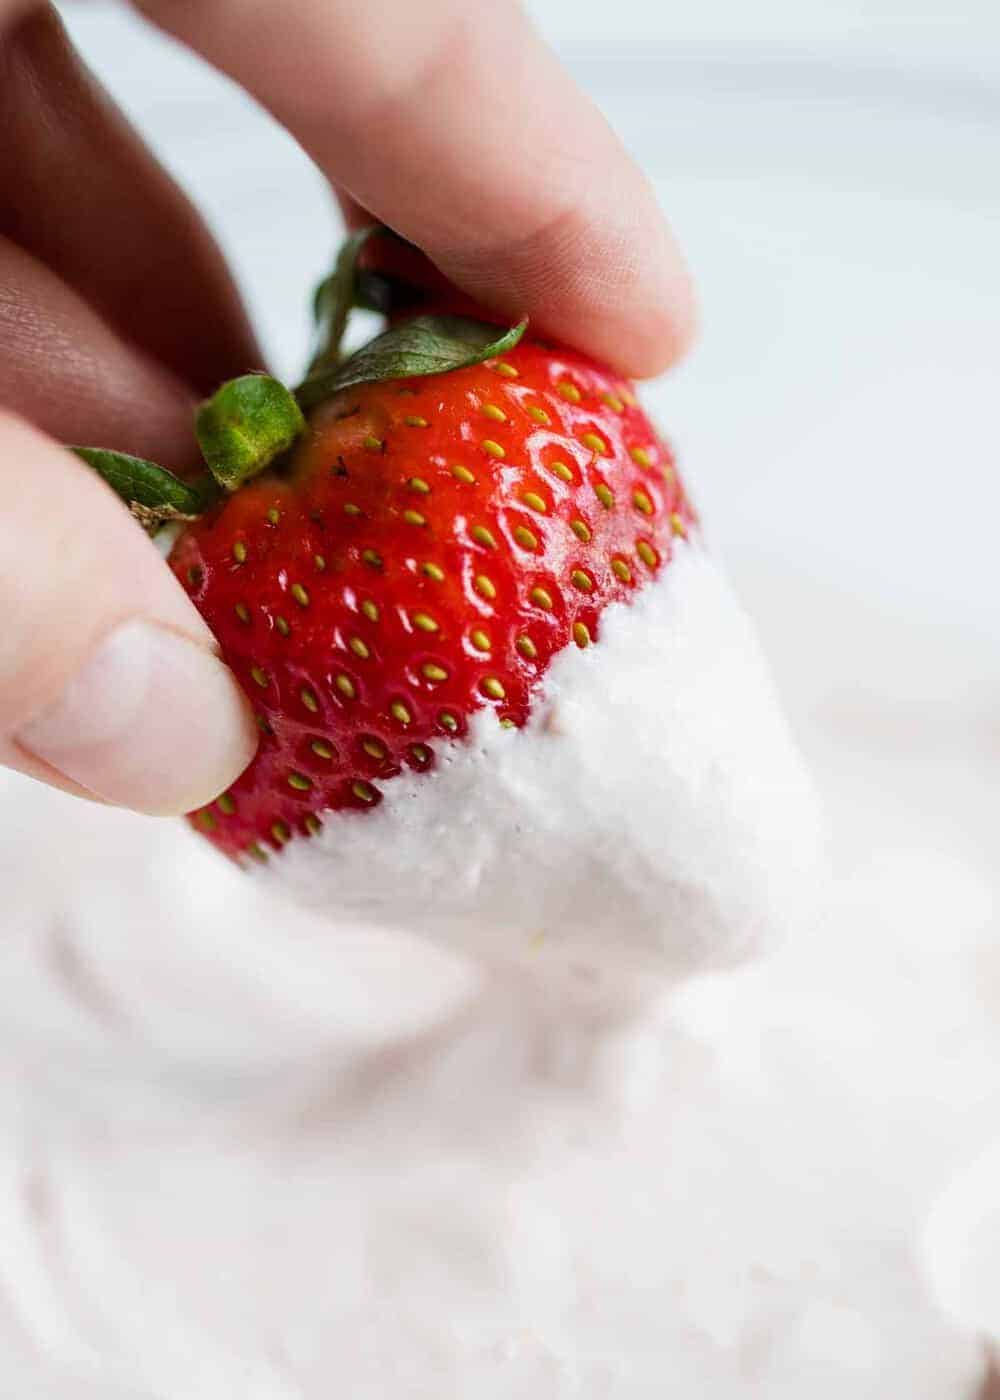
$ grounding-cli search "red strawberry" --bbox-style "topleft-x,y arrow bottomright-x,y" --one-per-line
73,229 -> 695,868
173,342 -> 693,861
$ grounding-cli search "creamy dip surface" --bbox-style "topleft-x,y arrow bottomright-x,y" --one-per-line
0,564 -> 997,1399
264,546 -> 821,980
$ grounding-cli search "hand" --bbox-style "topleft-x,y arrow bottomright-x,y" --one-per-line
0,0 -> 695,817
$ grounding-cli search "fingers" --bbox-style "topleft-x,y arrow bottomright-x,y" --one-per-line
0,235 -> 201,465
0,412 -> 258,813
133,0 -> 695,378
0,3 -> 261,816
0,0 -> 35,25
0,6 -> 259,394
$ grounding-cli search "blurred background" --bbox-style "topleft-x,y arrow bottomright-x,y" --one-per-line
0,1 -> 996,1395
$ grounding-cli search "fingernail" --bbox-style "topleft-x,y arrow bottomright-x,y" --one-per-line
17,620 -> 258,815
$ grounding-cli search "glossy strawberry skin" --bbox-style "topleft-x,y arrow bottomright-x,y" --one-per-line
171,337 -> 694,863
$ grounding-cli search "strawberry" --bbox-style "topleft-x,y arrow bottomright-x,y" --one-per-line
74,228 -> 695,868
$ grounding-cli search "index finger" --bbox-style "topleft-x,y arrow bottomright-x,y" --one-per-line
133,0 -> 695,378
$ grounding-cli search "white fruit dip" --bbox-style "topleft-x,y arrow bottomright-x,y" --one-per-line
264,543 -> 823,982
0,551 -> 990,1397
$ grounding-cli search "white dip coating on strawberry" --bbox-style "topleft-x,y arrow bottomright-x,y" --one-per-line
262,544 -> 822,976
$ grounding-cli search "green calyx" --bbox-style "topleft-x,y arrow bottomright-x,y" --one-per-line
71,373 -> 305,534
72,225 -> 526,533
195,374 -> 305,490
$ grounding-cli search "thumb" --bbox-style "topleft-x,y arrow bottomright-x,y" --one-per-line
0,413 -> 257,814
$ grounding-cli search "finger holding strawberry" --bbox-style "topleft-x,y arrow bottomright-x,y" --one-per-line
0,0 -> 692,820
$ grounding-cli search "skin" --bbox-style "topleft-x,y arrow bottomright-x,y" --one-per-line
0,0 -> 695,815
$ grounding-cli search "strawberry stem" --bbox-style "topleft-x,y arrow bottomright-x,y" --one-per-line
309,224 -> 391,373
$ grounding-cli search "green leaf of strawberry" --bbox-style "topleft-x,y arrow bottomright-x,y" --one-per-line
70,447 -> 219,534
296,314 -> 527,408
